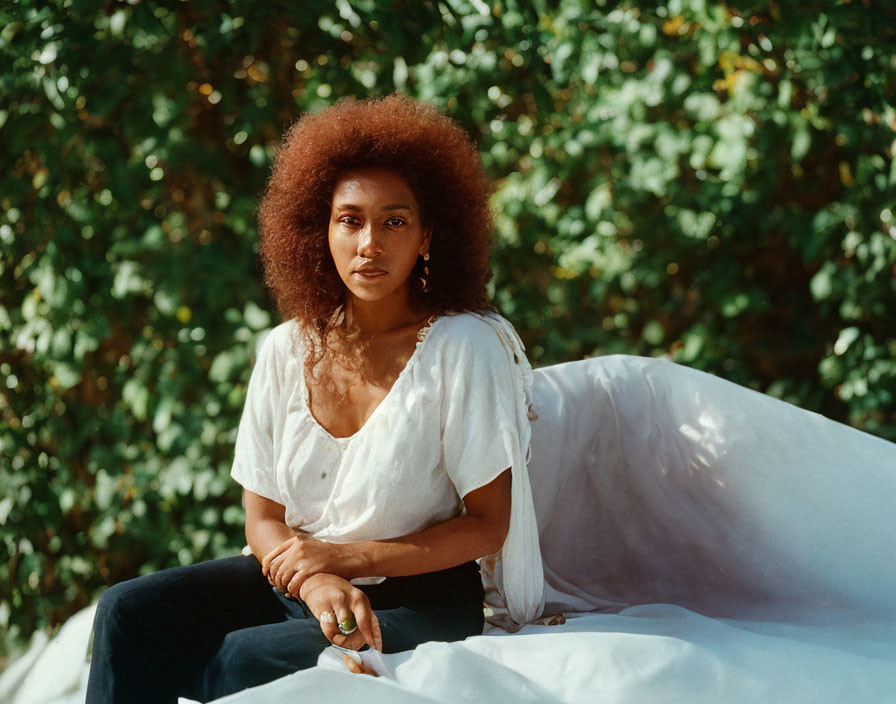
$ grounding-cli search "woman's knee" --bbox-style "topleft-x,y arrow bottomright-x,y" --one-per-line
91,576 -> 167,660
95,576 -> 154,629
97,557 -> 261,624
201,634 -> 288,699
207,631 -> 265,691
200,625 -> 326,699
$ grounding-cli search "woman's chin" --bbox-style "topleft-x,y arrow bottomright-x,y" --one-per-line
346,288 -> 395,304
345,279 -> 411,306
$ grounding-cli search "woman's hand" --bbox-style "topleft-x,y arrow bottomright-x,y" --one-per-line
262,532 -> 362,595
299,573 -> 382,652
249,467 -> 511,600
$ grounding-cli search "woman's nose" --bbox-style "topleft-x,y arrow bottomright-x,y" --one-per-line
357,224 -> 383,258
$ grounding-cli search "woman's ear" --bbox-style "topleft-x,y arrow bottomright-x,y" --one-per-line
420,226 -> 433,256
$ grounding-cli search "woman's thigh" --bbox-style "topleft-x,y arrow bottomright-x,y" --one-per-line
197,614 -> 327,700
95,555 -> 285,650
197,599 -> 480,701
375,602 -> 483,654
87,555 -> 287,704
363,561 -> 486,649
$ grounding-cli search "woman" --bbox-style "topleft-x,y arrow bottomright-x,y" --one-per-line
86,94 -> 543,703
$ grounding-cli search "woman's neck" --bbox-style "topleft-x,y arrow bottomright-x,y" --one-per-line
344,290 -> 428,336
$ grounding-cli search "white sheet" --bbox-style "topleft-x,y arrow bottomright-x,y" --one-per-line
213,356 -> 896,703
208,356 -> 896,703
204,609 -> 896,703
528,356 -> 896,622
9,355 -> 896,703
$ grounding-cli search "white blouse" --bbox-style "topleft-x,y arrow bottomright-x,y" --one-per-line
230,311 -> 544,625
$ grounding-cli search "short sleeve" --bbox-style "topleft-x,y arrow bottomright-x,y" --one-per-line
230,325 -> 288,505
437,313 -> 545,626
439,318 -> 524,497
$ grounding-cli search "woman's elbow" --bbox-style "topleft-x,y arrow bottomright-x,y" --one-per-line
464,468 -> 513,556
485,517 -> 510,556
478,496 -> 511,556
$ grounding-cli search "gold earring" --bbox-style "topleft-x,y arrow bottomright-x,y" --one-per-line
420,252 -> 430,292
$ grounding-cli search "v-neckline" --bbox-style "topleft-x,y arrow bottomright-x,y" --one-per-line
301,316 -> 440,442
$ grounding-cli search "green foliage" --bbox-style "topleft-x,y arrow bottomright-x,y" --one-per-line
1,0 -> 894,658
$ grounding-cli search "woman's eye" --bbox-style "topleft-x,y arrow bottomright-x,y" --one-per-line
385,217 -> 406,227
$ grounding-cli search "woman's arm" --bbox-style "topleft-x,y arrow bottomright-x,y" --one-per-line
352,467 -> 512,575
244,489 -> 296,564
262,469 -> 512,596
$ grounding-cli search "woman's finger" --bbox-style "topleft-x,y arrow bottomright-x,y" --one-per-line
270,550 -> 296,590
343,653 -> 377,676
265,550 -> 283,582
333,604 -> 355,636
322,590 -> 353,645
269,558 -> 282,589
275,564 -> 297,593
329,593 -> 356,647
344,653 -> 362,674
286,569 -> 309,597
261,539 -> 290,576
372,612 -> 382,652
315,607 -> 341,644
338,629 -> 368,651
350,593 -> 381,652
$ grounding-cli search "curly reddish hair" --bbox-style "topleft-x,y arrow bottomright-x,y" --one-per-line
257,94 -> 494,362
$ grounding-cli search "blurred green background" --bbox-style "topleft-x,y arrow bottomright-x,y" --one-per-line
2,0 -> 895,661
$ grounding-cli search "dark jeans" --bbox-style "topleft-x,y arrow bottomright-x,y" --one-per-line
86,555 -> 484,703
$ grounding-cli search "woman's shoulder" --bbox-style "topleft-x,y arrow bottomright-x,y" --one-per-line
432,310 -> 513,340
264,318 -> 300,347
428,311 -> 522,363
254,318 -> 302,367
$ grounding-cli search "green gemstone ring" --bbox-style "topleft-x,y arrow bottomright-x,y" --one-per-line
338,613 -> 357,636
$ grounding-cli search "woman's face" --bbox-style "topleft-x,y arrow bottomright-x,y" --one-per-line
328,167 -> 431,309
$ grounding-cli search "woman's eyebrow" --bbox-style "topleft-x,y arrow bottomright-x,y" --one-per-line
333,203 -> 412,211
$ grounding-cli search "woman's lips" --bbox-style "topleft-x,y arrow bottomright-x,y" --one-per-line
354,268 -> 387,278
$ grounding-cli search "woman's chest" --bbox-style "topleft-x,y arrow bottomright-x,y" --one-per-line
274,372 -> 449,532
306,338 -> 418,439
307,367 -> 395,439
275,341 -> 442,479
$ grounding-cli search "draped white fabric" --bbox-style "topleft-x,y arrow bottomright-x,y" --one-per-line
204,355 -> 896,703
9,355 -> 896,703
530,356 -> 896,623
199,609 -> 896,704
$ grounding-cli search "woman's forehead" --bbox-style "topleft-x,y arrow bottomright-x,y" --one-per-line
331,168 -> 419,209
